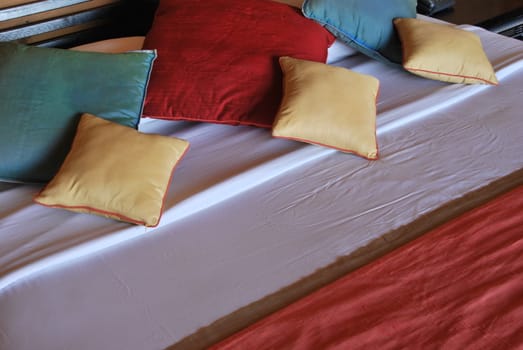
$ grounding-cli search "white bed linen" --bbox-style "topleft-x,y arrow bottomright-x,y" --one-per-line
1,26 -> 522,350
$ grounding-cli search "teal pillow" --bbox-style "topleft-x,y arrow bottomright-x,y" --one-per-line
302,0 -> 417,64
0,42 -> 156,183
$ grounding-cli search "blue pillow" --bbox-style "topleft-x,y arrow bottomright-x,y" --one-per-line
0,42 -> 156,183
302,0 -> 417,64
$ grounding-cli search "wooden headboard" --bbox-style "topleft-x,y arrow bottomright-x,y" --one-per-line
0,0 -> 159,48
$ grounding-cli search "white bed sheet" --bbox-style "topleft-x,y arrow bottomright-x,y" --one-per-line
1,26 -> 522,350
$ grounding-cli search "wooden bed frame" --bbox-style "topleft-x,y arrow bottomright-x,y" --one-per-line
0,0 -> 159,48
3,0 -> 519,49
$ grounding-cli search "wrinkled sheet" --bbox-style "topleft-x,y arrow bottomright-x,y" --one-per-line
1,25 -> 523,350
212,185 -> 523,350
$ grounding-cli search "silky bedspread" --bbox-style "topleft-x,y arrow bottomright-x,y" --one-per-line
212,185 -> 523,349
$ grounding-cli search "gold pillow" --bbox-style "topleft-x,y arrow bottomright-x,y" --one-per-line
394,18 -> 498,85
272,56 -> 379,160
34,113 -> 189,227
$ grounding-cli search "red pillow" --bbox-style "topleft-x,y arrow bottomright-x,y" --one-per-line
142,0 -> 335,128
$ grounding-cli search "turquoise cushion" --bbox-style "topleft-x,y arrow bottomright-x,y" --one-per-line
302,0 -> 417,64
0,42 -> 156,183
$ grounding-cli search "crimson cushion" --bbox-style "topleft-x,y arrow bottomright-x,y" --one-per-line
142,0 -> 335,128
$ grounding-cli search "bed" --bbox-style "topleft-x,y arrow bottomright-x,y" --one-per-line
1,0 -> 522,349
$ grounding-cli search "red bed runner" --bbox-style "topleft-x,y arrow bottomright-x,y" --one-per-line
212,185 -> 523,349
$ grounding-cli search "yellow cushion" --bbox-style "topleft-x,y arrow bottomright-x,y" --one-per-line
394,18 -> 498,85
272,56 -> 379,160
34,113 -> 189,227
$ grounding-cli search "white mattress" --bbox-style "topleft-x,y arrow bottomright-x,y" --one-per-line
1,25 -> 522,350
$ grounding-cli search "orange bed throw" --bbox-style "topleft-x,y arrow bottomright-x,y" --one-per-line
212,185 -> 523,349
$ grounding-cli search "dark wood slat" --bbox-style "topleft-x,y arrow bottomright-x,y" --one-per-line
0,0 -> 37,10
0,0 -> 123,31
0,0 -> 159,47
22,19 -> 108,45
0,5 -> 118,42
36,25 -> 119,47
0,0 -> 88,21
0,0 -> 124,32
434,0 -> 522,25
